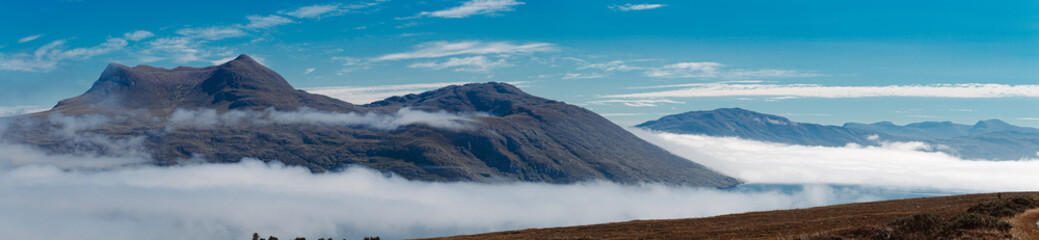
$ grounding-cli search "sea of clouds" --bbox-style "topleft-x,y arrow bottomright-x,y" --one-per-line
0,113 -> 1035,239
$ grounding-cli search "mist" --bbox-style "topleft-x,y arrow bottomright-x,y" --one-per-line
167,107 -> 485,131
0,112 -> 892,240
631,128 -> 1039,192
0,158 -> 890,240
3,114 -> 1030,239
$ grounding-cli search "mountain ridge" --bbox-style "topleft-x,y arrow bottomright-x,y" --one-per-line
639,108 -> 1039,160
7,55 -> 739,187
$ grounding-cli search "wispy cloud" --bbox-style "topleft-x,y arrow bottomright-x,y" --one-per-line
143,37 -> 224,63
644,62 -> 820,79
304,81 -> 476,104
578,60 -> 645,72
374,41 -> 554,61
167,108 -> 484,131
609,3 -> 666,11
122,31 -> 154,41
409,56 -> 510,72
281,2 -> 379,19
17,34 -> 44,44
331,56 -> 371,75
242,15 -> 295,29
303,68 -> 315,75
606,82 -> 1039,99
587,99 -> 685,107
419,0 -> 525,18
0,37 -> 128,72
562,72 -> 608,79
282,4 -> 341,18
0,105 -> 46,117
175,27 -> 247,41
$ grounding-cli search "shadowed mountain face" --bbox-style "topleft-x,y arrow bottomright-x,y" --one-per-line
52,55 -> 353,116
6,55 -> 739,187
640,108 -> 1039,160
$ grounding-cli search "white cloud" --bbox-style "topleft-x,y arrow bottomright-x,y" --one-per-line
175,27 -> 247,41
167,108 -> 485,131
303,81 -> 529,104
562,72 -> 608,79
0,38 -> 128,72
331,56 -> 371,74
587,99 -> 685,107
0,158 -> 893,240
374,41 -> 555,61
123,30 -> 155,41
631,128 -> 1039,191
606,82 -> 1039,99
304,81 -> 474,104
243,15 -> 295,29
644,62 -> 724,78
0,106 -> 46,117
17,34 -> 44,44
281,2 -> 381,19
599,113 -> 643,117
303,68 -> 315,75
409,56 -> 510,72
644,62 -> 820,79
283,4 -> 340,18
144,37 -> 216,63
578,60 -> 644,72
609,3 -> 666,11
420,0 -> 525,18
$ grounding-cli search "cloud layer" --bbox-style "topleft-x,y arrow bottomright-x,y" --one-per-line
167,108 -> 485,131
631,128 -> 1039,192
0,157 -> 895,240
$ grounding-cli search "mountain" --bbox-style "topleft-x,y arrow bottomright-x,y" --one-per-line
52,55 -> 352,116
425,192 -> 1039,240
636,108 -> 884,147
640,108 -> 1039,160
5,55 -> 738,187
845,119 -> 1039,138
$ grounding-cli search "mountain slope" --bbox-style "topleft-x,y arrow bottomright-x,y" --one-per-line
6,55 -> 738,187
425,192 -> 1039,240
636,108 -> 883,147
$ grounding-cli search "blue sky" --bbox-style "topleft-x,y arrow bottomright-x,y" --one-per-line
2,0 -> 1039,127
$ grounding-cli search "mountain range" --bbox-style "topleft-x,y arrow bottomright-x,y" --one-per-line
1,55 -> 738,188
638,108 -> 1039,160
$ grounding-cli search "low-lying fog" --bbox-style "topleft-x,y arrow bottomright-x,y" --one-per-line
2,115 -> 1038,239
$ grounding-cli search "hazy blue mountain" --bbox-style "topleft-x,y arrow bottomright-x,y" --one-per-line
843,119 -> 1039,139
636,108 -> 884,147
641,108 -> 1039,160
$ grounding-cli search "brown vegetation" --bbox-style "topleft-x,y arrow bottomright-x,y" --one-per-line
422,192 -> 1039,240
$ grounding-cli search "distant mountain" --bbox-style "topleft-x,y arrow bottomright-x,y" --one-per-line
636,108 -> 884,147
844,119 -> 1039,138
4,55 -> 738,187
640,108 -> 1039,160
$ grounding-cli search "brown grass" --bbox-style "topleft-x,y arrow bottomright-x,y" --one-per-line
420,192 -> 1039,240
1010,207 -> 1039,239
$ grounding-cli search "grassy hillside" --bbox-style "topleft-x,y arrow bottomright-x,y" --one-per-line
423,192 -> 1039,240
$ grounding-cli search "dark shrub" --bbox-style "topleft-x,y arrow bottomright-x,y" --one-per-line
946,212 -> 1003,231
967,197 -> 1039,217
888,213 -> 946,235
